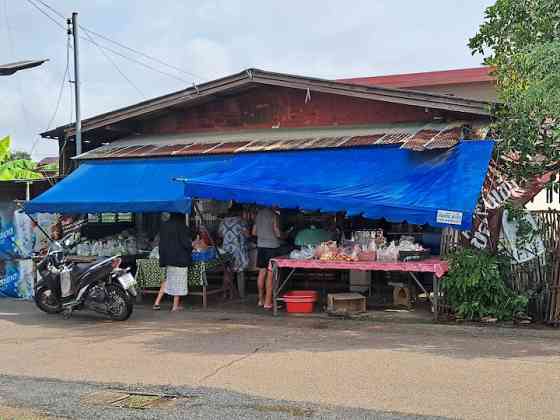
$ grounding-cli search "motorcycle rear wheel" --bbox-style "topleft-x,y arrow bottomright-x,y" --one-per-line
34,286 -> 63,314
106,284 -> 133,321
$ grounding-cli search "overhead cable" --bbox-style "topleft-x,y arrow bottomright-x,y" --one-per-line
30,33 -> 72,156
25,0 -> 65,30
30,0 -> 202,84
82,26 -> 146,98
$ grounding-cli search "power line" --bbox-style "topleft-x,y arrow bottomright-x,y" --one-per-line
30,33 -> 72,156
35,0 -> 205,81
82,24 -> 146,98
25,0 -> 65,30
82,37 -> 192,84
49,34 -> 71,130
4,0 -> 41,155
80,26 -> 205,81
33,0 -> 64,18
30,0 -> 203,83
28,0 -> 191,84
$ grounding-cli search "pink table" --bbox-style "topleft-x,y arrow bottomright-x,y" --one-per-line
269,256 -> 449,317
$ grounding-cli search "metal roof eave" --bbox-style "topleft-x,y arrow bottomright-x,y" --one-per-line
41,68 -> 494,141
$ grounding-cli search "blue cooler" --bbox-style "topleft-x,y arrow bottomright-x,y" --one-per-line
192,247 -> 217,262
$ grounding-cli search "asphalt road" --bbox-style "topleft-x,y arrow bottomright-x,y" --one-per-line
0,374 -> 449,419
1,299 -> 559,419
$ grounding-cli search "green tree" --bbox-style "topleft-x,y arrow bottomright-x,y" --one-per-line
9,150 -> 31,161
469,0 -> 560,183
0,136 -> 43,180
469,0 -> 560,66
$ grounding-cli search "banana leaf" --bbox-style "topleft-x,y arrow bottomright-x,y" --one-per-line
40,162 -> 59,172
0,159 -> 43,180
0,136 -> 10,164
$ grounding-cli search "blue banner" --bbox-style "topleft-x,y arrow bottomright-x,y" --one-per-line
0,203 -> 58,299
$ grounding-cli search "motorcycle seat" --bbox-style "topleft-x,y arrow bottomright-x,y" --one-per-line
72,263 -> 97,278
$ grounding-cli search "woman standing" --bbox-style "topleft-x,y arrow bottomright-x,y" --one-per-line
252,206 -> 282,309
219,205 -> 250,298
219,205 -> 249,272
153,212 -> 192,312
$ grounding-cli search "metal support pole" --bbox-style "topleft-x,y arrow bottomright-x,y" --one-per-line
70,12 -> 82,158
433,274 -> 439,321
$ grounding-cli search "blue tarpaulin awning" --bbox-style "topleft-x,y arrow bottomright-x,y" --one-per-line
25,156 -> 231,214
26,141 -> 493,230
180,141 -> 493,230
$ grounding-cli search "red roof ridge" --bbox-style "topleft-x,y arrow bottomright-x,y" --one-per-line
339,67 -> 495,88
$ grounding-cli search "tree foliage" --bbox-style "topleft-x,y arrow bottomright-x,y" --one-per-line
469,0 -> 560,183
0,159 -> 43,181
469,0 -> 560,65
9,150 -> 32,161
0,136 -> 43,180
443,248 -> 528,321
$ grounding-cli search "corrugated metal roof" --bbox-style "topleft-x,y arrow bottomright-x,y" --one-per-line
339,67 -> 495,88
75,122 -> 487,160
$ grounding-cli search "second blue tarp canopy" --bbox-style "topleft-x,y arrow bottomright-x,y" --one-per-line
180,141 -> 494,230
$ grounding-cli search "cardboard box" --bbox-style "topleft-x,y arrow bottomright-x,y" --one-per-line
327,293 -> 366,315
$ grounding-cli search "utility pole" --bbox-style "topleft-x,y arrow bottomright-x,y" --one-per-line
68,12 -> 82,157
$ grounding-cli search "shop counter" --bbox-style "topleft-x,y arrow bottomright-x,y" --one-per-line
269,256 -> 449,318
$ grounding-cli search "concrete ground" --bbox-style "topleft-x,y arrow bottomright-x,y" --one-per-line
1,299 -> 559,420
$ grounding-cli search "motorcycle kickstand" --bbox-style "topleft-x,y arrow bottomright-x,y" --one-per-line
62,307 -> 73,319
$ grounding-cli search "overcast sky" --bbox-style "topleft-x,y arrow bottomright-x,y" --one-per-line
1,0 -> 494,159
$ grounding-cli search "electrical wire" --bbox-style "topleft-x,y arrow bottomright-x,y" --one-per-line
3,0 -> 37,146
34,0 -> 205,82
29,0 -> 202,84
30,33 -> 71,157
25,0 -> 65,30
80,26 -> 205,81
33,0 -> 64,18
80,36 -> 192,84
82,25 -> 146,98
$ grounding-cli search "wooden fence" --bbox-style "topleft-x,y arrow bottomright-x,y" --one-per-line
438,212 -> 560,324
530,211 -> 560,325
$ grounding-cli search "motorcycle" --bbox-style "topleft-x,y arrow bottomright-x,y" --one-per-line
33,238 -> 136,321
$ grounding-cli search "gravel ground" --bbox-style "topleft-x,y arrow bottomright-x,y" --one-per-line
0,375 -> 449,420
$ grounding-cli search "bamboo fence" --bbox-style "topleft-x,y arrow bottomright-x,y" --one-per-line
438,212 -> 560,324
530,211 -> 560,325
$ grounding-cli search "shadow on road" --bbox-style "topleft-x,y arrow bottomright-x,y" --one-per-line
1,299 -> 559,361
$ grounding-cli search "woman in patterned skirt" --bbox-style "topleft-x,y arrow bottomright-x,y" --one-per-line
154,212 -> 192,312
219,205 -> 250,298
218,205 -> 249,272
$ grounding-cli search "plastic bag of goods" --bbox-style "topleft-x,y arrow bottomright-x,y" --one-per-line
290,246 -> 315,260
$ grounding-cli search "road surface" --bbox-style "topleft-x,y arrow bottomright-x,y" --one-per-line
1,299 -> 559,419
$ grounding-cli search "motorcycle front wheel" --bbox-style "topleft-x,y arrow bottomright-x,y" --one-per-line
106,284 -> 133,321
34,286 -> 63,314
